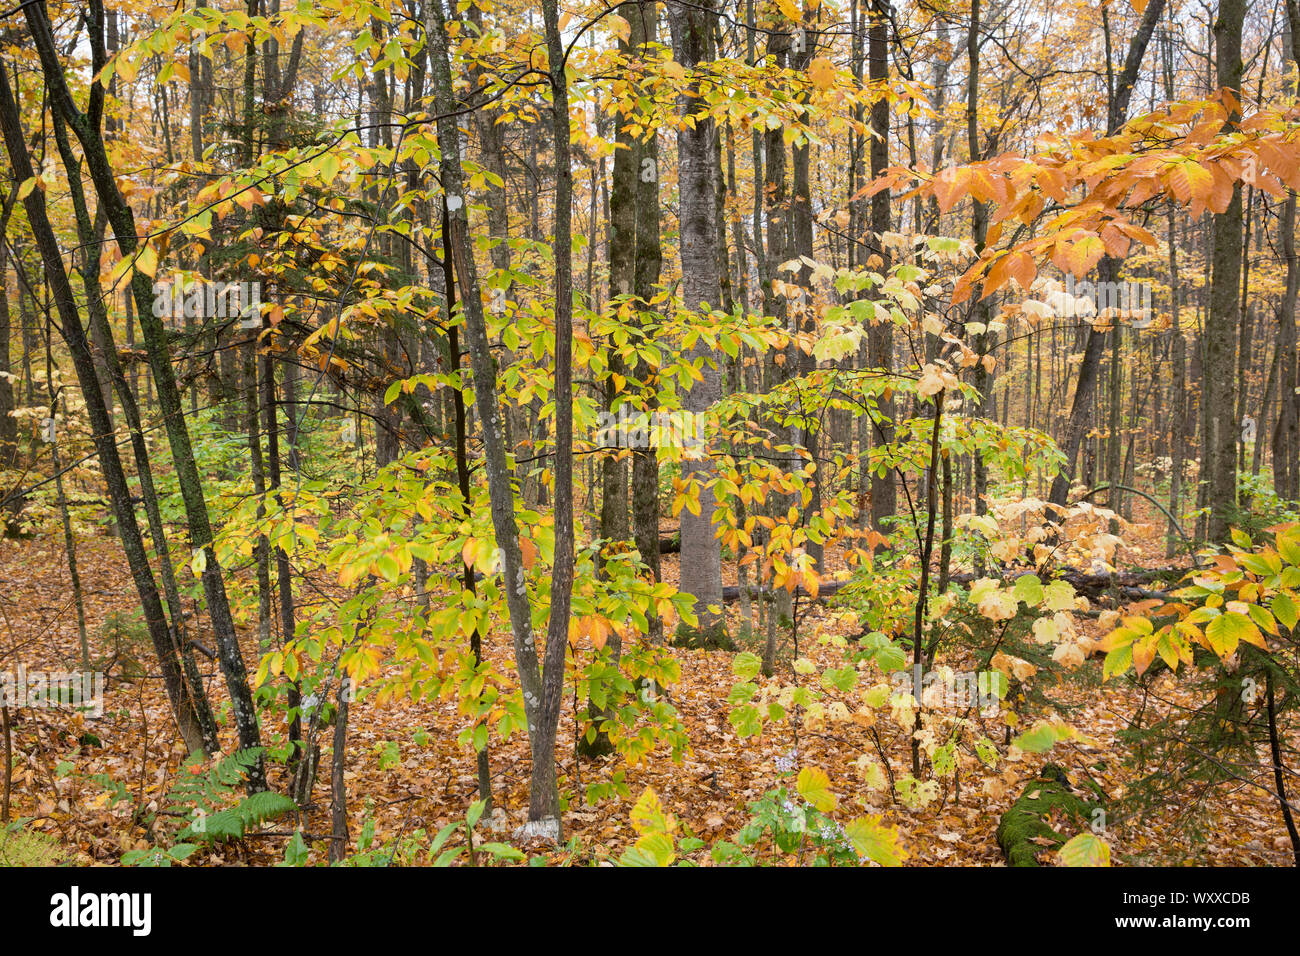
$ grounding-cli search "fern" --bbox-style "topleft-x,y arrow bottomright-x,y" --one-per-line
161,748 -> 297,844
165,747 -> 264,819
181,791 -> 298,843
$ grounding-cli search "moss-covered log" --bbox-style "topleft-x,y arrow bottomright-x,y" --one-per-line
996,764 -> 1105,866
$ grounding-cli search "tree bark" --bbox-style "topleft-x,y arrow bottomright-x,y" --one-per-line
1205,0 -> 1246,543
22,2 -> 265,783
1047,0 -> 1168,510
426,0 -> 564,837
667,0 -> 726,646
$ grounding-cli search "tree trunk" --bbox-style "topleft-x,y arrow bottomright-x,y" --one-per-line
667,0 -> 727,647
1048,0 -> 1168,510
23,2 -> 265,784
0,63 -> 211,755
868,0 -> 896,534
426,0 -> 563,838
1205,0 -> 1245,544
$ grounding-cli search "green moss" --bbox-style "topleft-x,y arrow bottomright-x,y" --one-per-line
995,764 -> 1102,867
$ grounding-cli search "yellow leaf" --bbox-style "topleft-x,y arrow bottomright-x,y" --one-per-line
629,787 -> 673,835
607,13 -> 631,42
795,766 -> 837,812
808,57 -> 835,90
136,242 -> 159,278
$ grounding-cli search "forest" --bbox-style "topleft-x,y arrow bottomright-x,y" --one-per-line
0,0 -> 1297,873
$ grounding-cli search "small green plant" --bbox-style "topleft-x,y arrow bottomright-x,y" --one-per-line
170,748 -> 297,844
708,769 -> 906,867
95,610 -> 150,682
96,747 -> 298,865
331,799 -> 525,867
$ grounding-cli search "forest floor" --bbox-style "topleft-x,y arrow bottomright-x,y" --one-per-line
2,499 -> 1297,866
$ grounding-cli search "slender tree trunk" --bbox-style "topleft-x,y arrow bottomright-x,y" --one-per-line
1205,0 -> 1245,543
23,3 -> 264,783
631,3 -> 665,647
0,193 -> 17,467
48,106 -> 219,751
328,674 -> 350,863
443,202 -> 493,805
426,0 -> 563,837
0,63 -> 211,755
667,0 -> 726,647
1048,0 -> 1167,509
868,0 -> 896,534
1274,0 -> 1300,501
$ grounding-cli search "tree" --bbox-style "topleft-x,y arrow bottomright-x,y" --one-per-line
1205,0 -> 1247,543
1047,0 -> 1167,512
667,0 -> 726,647
424,0 -> 569,838
21,0 -> 265,786
0,61 -> 213,756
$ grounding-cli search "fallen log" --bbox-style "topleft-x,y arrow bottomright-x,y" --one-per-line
717,566 -> 1186,605
996,764 -> 1105,866
950,567 -> 1183,603
720,578 -> 852,604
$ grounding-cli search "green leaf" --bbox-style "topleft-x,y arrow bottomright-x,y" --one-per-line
1204,611 -> 1259,657
1271,592 -> 1298,632
1277,528 -> 1300,568
1102,644 -> 1132,681
726,681 -> 757,705
1012,573 -> 1044,606
620,831 -> 675,867
728,704 -> 761,738
844,816 -> 906,866
1042,580 -> 1076,611
1058,832 -> 1110,867
168,843 -> 200,861
1012,720 -> 1076,754
795,767 -> 837,812
732,652 -> 762,680
477,842 -> 525,861
466,799 -> 486,829
282,831 -> 309,866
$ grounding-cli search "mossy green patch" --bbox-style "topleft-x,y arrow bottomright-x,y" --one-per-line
995,764 -> 1104,867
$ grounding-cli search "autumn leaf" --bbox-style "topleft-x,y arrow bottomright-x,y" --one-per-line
795,767 -> 837,812
808,57 -> 835,90
136,242 -> 159,278
1059,832 -> 1110,867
